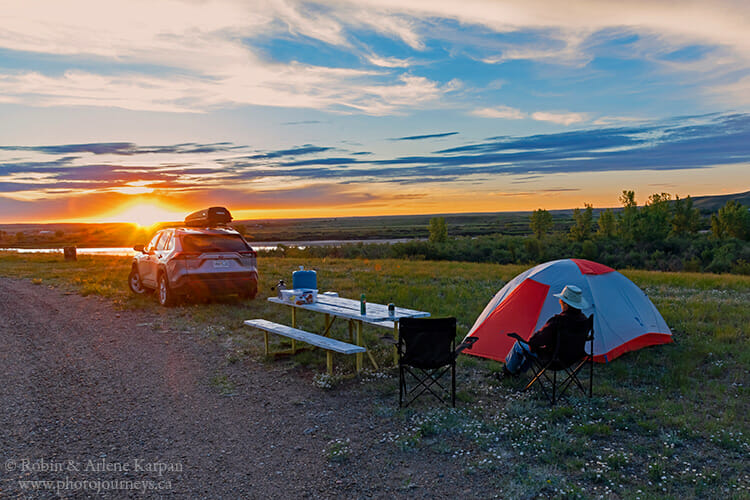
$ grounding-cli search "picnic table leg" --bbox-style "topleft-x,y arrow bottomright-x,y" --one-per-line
324,314 -> 332,337
264,332 -> 269,355
291,307 -> 297,354
326,351 -> 333,374
392,323 -> 399,366
366,350 -> 379,370
356,321 -> 363,372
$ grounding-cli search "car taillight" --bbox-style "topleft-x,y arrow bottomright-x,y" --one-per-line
239,250 -> 257,257
172,252 -> 201,260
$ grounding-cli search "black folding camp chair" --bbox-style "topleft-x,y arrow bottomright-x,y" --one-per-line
507,314 -> 594,405
388,317 -> 477,408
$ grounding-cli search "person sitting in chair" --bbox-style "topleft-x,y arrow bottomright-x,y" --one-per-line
501,284 -> 590,377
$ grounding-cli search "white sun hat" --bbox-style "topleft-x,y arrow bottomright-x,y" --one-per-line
553,284 -> 589,310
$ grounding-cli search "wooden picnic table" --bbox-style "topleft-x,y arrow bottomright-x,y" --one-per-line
264,293 -> 430,372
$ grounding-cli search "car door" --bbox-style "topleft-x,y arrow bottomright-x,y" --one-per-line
154,229 -> 173,275
139,231 -> 163,288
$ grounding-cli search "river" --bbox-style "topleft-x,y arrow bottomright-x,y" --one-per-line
0,238 -> 417,256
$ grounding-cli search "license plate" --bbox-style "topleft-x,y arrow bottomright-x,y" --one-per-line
213,260 -> 230,268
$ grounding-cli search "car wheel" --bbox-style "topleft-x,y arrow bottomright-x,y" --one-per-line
158,273 -> 177,306
128,267 -> 152,295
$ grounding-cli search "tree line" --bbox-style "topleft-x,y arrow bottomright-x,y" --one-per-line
530,191 -> 748,242
267,191 -> 750,275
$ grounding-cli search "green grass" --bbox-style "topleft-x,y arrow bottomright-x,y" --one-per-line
1,251 -> 749,498
324,438 -> 351,462
208,373 -> 237,396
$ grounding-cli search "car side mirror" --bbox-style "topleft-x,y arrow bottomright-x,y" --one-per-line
133,244 -> 145,253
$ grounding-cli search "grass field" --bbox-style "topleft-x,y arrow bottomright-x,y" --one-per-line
1,252 -> 748,498
0,211 -> 552,248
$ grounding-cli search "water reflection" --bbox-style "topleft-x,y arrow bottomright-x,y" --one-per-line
2,246 -> 276,256
0,239 -> 413,256
4,247 -> 137,256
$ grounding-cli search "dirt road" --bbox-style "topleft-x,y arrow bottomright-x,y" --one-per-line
0,278 -> 490,499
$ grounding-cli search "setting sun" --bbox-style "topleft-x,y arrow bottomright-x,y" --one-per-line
107,202 -> 186,227
113,181 -> 156,196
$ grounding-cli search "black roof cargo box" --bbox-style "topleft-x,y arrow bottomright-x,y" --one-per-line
184,207 -> 233,227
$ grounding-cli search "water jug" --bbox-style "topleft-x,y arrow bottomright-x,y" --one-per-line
272,279 -> 287,299
292,266 -> 317,289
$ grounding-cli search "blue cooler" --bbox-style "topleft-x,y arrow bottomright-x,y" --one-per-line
292,267 -> 317,289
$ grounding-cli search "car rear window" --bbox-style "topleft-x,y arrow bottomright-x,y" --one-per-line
181,234 -> 250,253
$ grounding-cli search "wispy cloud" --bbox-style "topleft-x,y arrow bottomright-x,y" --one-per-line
472,106 -> 526,120
531,111 -> 590,126
275,113 -> 750,179
240,145 -> 334,160
365,54 -> 414,68
472,106 -> 590,125
1,0 -> 747,116
282,120 -> 325,126
707,75 -> 750,107
0,67 -> 456,115
391,132 -> 459,141
479,32 -> 591,67
0,142 -> 237,156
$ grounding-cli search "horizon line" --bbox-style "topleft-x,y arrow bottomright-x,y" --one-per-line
0,188 -> 746,228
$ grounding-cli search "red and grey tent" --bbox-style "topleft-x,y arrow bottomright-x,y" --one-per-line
463,259 -> 672,363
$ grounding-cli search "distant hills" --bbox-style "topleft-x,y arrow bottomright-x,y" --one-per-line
1,189 -> 748,247
689,190 -> 750,212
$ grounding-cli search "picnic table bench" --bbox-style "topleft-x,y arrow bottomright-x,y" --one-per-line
244,319 -> 365,374
245,293 -> 429,374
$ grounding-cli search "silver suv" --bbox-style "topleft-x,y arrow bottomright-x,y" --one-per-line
128,208 -> 258,306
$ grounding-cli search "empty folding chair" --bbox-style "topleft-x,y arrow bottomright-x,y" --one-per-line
389,317 -> 477,408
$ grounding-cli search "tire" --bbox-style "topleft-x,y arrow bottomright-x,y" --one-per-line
128,267 -> 152,295
157,273 -> 177,307
239,282 -> 258,300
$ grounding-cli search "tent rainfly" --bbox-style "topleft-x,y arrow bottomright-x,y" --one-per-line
463,259 -> 672,363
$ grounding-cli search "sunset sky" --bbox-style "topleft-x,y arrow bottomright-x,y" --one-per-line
1,0 -> 749,224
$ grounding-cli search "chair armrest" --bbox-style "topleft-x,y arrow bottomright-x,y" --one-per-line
456,336 -> 479,354
506,332 -> 528,344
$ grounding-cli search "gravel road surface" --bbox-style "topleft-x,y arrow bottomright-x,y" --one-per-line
0,278 -> 493,499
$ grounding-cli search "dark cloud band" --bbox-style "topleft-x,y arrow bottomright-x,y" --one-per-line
1,113 -> 748,194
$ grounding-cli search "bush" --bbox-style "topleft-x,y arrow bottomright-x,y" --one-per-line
705,243 -> 738,273
732,260 -> 750,275
257,228 -> 750,275
684,257 -> 702,272
580,240 -> 599,260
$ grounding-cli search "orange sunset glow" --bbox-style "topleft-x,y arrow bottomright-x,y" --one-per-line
103,202 -> 187,227
38,159 -> 745,227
